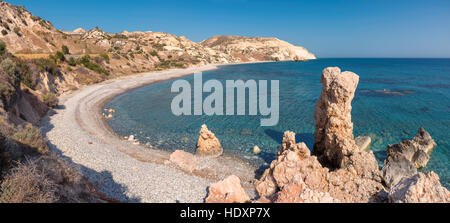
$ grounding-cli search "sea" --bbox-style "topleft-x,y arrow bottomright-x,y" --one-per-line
104,59 -> 450,188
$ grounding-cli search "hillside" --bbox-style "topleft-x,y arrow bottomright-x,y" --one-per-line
201,35 -> 316,62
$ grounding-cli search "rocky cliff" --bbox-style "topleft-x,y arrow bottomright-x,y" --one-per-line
201,35 -> 316,62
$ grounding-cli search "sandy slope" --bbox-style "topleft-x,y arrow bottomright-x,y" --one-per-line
39,65 -> 257,203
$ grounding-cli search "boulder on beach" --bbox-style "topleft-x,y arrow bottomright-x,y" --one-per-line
313,67 -> 360,168
169,150 -> 197,172
196,124 -> 223,157
205,175 -> 250,203
388,172 -> 450,203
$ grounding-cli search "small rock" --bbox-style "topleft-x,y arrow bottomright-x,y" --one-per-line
253,145 -> 261,154
128,135 -> 135,142
355,136 -> 372,151
205,175 -> 250,203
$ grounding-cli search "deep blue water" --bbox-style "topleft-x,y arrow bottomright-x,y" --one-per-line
105,59 -> 450,188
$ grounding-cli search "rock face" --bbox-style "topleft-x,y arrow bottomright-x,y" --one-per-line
389,172 -> 450,203
313,67 -> 360,168
255,131 -> 383,203
205,175 -> 250,203
382,128 -> 437,188
200,35 -> 316,62
382,154 -> 417,188
272,175 -> 340,203
169,150 -> 197,172
196,125 -> 223,157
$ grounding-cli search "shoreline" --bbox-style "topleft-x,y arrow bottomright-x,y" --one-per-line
40,63 -> 263,203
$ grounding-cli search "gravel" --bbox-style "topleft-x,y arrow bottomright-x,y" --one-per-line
39,65 -> 232,203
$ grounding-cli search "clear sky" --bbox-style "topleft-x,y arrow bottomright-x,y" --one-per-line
5,0 -> 450,58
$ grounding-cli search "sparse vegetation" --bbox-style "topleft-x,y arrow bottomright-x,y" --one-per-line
62,45 -> 70,55
33,58 -> 58,76
67,57 -> 76,66
42,93 -> 59,108
13,27 -> 21,36
1,30 -> 7,36
54,51 -> 65,62
0,40 -> 6,55
77,55 -> 110,76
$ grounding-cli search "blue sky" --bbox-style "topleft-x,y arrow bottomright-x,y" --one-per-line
6,0 -> 450,58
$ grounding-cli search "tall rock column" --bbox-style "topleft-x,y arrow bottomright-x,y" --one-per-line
313,67 -> 360,168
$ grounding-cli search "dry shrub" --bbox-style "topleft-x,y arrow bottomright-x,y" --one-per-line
0,154 -> 110,203
0,159 -> 56,203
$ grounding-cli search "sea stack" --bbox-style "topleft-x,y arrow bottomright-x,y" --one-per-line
196,124 -> 223,157
313,67 -> 360,168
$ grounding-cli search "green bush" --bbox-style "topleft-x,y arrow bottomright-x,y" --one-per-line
77,55 -> 109,76
100,53 -> 109,62
13,27 -> 21,36
1,58 -> 18,82
42,93 -> 59,108
61,45 -> 69,55
0,40 -> 6,55
67,57 -> 76,66
33,58 -> 58,76
54,51 -> 65,62
1,30 -> 7,36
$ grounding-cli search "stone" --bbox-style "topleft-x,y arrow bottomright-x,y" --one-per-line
255,131 -> 383,203
205,175 -> 250,203
273,175 -> 340,203
169,150 -> 197,172
355,136 -> 371,151
389,172 -> 450,203
386,127 -> 437,169
196,124 -> 223,157
128,135 -> 135,142
253,145 -> 261,154
313,67 -> 360,168
382,154 -> 418,188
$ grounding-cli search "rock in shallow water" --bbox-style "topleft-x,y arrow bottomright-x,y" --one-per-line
196,124 -> 223,157
313,67 -> 360,168
356,136 -> 372,151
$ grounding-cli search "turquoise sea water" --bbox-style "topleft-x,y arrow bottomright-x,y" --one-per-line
104,59 -> 450,188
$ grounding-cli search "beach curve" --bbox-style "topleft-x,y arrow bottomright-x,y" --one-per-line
39,64 -> 257,203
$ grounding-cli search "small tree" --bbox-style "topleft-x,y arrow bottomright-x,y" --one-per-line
54,51 -> 65,62
61,45 -> 70,55
67,57 -> 76,66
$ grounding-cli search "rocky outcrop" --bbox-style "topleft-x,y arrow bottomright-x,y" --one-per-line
382,154 -> 417,188
313,67 -> 360,168
272,175 -> 340,203
169,150 -> 197,172
382,128 -> 437,188
255,131 -> 383,203
200,35 -> 316,62
386,128 -> 436,169
205,175 -> 250,203
196,125 -> 223,157
389,172 -> 449,203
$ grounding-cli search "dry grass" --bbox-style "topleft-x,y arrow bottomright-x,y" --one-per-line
0,154 -> 111,203
0,158 -> 56,203
13,54 -> 50,59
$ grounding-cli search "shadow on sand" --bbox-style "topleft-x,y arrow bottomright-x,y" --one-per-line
39,111 -> 141,203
